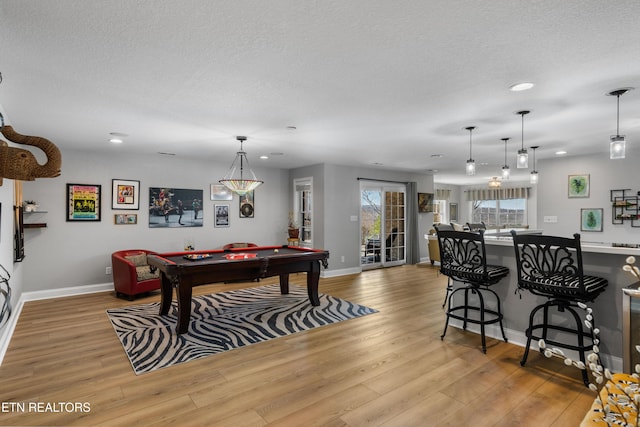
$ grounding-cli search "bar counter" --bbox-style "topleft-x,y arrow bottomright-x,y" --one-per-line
446,233 -> 640,371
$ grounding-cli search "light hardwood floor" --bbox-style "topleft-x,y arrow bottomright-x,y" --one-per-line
0,265 -> 594,426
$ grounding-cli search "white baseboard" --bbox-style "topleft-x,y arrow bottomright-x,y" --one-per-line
322,267 -> 362,278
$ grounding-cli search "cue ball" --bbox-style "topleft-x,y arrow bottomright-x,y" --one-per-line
274,249 -> 279,253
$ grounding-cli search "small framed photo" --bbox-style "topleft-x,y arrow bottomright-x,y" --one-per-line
418,193 -> 434,213
211,184 -> 233,201
112,179 -> 140,210
449,203 -> 458,221
215,204 -> 230,227
568,174 -> 590,198
581,208 -> 603,232
114,214 -> 138,225
67,184 -> 101,221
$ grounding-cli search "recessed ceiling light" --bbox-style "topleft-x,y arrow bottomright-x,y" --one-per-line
158,152 -> 176,156
260,155 -> 269,160
286,126 -> 297,130
510,82 -> 535,92
430,154 -> 444,158
555,150 -> 567,155
109,132 -> 128,144
270,152 -> 284,156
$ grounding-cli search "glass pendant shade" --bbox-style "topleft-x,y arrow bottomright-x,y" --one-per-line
501,137 -> 510,179
466,159 -> 476,176
219,136 -> 264,195
530,170 -> 539,184
465,126 -> 476,176
517,149 -> 528,168
530,145 -> 539,184
610,135 -> 626,159
608,88 -> 633,160
516,110 -> 530,168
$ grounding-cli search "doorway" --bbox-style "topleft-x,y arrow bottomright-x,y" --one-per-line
360,183 -> 406,269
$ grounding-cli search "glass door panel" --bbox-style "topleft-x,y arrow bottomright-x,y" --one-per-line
360,185 -> 406,268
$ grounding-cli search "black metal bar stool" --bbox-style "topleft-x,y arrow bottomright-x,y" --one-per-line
511,231 -> 608,386
435,227 -> 509,353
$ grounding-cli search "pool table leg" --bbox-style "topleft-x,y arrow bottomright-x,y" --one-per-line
159,273 -> 173,316
176,280 -> 193,335
279,274 -> 290,295
307,261 -> 321,306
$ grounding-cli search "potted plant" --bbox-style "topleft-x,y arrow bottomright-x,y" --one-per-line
23,200 -> 39,212
288,212 -> 300,239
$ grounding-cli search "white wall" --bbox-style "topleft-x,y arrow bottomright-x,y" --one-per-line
20,149 -> 290,292
0,181 -> 22,339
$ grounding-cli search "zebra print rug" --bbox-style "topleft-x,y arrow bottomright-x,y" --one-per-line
106,284 -> 377,374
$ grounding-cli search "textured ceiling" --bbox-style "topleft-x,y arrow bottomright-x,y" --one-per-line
0,0 -> 639,184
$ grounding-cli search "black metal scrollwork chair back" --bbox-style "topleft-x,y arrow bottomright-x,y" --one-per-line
510,231 -> 608,386
435,227 -> 509,353
433,224 -> 454,307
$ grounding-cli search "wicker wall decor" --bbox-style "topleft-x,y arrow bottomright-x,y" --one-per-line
0,113 -> 62,186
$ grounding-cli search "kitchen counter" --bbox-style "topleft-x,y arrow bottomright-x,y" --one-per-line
428,230 -> 638,371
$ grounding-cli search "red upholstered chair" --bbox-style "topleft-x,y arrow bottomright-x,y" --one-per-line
223,242 -> 258,250
111,249 -> 161,300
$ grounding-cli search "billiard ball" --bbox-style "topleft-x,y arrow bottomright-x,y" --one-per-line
274,249 -> 279,253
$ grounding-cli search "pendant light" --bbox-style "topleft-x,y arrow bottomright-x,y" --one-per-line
219,136 -> 264,195
608,88 -> 633,160
488,177 -> 501,188
530,146 -> 539,184
501,137 -> 510,179
516,110 -> 530,168
465,126 -> 476,176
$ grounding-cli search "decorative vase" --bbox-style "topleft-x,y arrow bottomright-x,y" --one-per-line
288,228 -> 300,239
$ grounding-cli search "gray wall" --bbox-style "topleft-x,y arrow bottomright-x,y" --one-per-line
20,149 -> 290,291
538,148 -> 640,243
13,150 -> 434,295
291,164 -> 434,271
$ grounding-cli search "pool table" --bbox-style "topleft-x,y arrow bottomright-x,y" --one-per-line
147,245 -> 330,334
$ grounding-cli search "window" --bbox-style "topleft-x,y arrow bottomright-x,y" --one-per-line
471,198 -> 527,228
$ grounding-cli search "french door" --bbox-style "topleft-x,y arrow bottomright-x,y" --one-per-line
360,183 -> 406,269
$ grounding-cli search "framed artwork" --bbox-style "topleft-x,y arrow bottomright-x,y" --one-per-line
581,208 -> 603,232
449,203 -> 458,221
112,179 -> 140,210
568,174 -> 590,198
114,214 -> 137,225
210,184 -> 233,201
418,192 -> 434,213
239,191 -> 254,218
214,204 -> 230,227
67,184 -> 101,221
149,187 -> 203,228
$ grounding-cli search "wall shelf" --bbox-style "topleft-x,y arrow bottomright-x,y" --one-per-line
24,223 -> 47,229
611,189 -> 640,227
